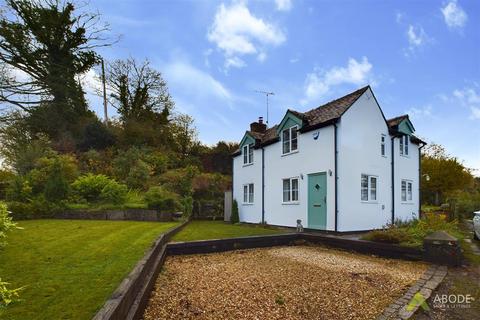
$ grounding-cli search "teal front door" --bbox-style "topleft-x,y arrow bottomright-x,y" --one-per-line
308,172 -> 327,229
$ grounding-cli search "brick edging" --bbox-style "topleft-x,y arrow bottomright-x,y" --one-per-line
92,219 -> 190,320
377,265 -> 448,320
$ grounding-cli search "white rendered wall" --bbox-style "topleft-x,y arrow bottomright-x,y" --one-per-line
263,125 -> 336,229
336,88 -> 392,231
393,138 -> 420,221
233,148 -> 263,223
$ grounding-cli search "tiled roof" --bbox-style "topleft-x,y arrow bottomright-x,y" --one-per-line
257,86 -> 369,146
233,86 -> 370,154
301,86 -> 370,130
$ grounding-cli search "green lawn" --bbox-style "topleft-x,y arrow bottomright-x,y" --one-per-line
0,219 -> 178,320
171,220 -> 287,242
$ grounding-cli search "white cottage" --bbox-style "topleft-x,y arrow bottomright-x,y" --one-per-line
232,86 -> 426,232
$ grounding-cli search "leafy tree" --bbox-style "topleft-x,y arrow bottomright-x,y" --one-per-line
0,117 -> 54,174
0,0 -> 108,139
201,141 -> 239,174
77,119 -> 116,151
171,113 -> 199,162
422,143 -> 474,205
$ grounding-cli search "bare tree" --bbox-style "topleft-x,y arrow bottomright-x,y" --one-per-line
103,58 -> 174,123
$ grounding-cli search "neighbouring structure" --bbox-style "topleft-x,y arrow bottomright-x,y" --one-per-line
232,86 -> 426,232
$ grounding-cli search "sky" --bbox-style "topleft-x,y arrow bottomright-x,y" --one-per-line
84,0 -> 480,174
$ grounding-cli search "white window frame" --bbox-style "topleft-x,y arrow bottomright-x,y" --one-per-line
399,135 -> 409,157
282,125 -> 298,155
243,183 -> 254,204
401,179 -> 413,202
282,177 -> 299,203
361,174 -> 378,202
381,134 -> 386,157
243,143 -> 254,165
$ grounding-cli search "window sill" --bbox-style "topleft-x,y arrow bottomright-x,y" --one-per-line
242,163 -> 253,167
281,150 -> 299,157
361,201 -> 378,204
400,154 -> 410,158
382,155 -> 387,158
401,202 -> 414,205
282,201 -> 299,205
242,203 -> 254,206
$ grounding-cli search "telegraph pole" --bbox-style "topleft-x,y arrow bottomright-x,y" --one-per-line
255,90 -> 274,126
101,58 -> 108,123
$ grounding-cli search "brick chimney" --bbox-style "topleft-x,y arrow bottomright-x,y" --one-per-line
250,116 -> 267,133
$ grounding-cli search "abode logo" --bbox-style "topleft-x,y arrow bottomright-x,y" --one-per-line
406,292 -> 430,312
407,292 -> 475,312
432,294 -> 475,309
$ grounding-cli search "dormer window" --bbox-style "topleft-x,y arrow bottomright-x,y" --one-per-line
400,135 -> 409,156
282,126 -> 298,154
243,143 -> 254,165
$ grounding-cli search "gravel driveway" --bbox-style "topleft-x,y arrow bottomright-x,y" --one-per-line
144,245 -> 427,320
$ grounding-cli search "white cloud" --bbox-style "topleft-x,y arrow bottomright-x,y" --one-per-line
257,52 -> 267,62
80,69 -> 102,95
225,56 -> 246,69
405,105 -> 433,120
405,25 -> 431,56
471,107 -> 480,120
441,0 -> 467,29
302,57 -> 373,104
164,60 -> 232,102
452,86 -> 480,120
396,12 -> 404,24
275,0 -> 292,12
207,2 -> 286,69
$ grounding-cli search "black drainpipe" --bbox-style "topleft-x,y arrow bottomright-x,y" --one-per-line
391,136 -> 395,224
418,142 -> 426,218
334,123 -> 338,232
261,147 -> 265,224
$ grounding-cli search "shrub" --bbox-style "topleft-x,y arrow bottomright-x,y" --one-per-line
362,213 -> 461,247
0,202 -> 17,248
447,190 -> 480,220
44,160 -> 70,202
144,186 -> 180,212
100,181 -> 128,204
125,160 -> 150,190
27,154 -> 79,194
159,166 -> 199,196
5,176 -> 32,202
231,199 -> 239,224
181,196 -> 193,218
71,174 -> 113,202
362,228 -> 410,244
0,278 -> 23,307
7,197 -> 64,220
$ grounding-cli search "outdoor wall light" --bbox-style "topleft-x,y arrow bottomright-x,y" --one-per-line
300,173 -> 304,180
328,169 -> 332,176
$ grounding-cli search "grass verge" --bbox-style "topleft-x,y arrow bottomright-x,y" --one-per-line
171,220 -> 287,242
